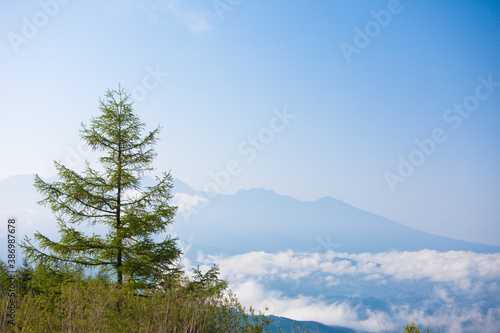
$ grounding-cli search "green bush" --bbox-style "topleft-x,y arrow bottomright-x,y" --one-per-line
2,261 -> 434,333
403,321 -> 430,333
0,262 -> 273,333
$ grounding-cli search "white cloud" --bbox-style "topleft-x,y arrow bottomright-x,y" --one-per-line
390,304 -> 500,333
346,250 -> 500,285
200,249 -> 500,288
165,0 -> 213,33
434,287 -> 453,303
229,279 -> 388,332
226,273 -> 500,333
172,193 -> 209,213
192,249 -> 500,332
121,0 -> 214,33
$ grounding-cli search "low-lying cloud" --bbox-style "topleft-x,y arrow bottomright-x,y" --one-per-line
172,193 -> 209,213
192,249 -> 500,332
199,249 -> 500,287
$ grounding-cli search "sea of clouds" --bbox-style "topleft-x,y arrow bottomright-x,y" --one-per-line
181,249 -> 500,332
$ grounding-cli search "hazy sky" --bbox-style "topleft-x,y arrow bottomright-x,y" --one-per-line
1,0 -> 499,245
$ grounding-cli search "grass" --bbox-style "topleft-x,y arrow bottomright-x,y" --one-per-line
0,262 -> 429,333
0,262 -> 274,333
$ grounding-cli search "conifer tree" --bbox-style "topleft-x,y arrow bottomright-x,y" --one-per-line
21,86 -> 181,288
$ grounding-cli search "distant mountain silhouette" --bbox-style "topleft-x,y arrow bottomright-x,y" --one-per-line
266,316 -> 363,333
169,179 -> 500,256
1,175 -> 498,260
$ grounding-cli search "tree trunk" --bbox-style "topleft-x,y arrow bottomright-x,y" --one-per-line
117,115 -> 123,285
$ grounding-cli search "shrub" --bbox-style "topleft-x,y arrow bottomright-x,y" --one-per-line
403,321 -> 430,333
0,262 -> 273,333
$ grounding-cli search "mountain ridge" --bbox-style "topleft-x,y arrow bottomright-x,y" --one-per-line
168,177 -> 500,256
1,174 -> 499,255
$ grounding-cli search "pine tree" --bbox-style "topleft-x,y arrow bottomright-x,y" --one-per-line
21,86 -> 181,289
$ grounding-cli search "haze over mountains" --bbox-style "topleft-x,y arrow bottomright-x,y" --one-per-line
165,178 -> 500,256
1,173 -> 498,256
1,174 -> 499,332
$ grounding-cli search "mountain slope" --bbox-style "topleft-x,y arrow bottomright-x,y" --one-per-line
266,316 -> 363,333
0,175 -> 498,260
171,185 -> 500,256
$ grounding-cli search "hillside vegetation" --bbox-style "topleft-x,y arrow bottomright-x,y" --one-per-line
1,87 -> 424,332
0,261 -> 275,333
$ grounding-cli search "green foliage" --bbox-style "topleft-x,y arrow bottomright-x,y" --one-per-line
20,86 -> 181,289
277,321 -> 302,332
0,261 -> 275,333
403,321 -> 430,333
3,86 -> 306,332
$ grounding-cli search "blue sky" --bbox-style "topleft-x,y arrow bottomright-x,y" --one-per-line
1,0 -> 499,245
